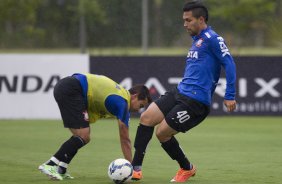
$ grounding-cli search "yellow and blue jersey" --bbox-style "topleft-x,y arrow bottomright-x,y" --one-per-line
73,73 -> 131,127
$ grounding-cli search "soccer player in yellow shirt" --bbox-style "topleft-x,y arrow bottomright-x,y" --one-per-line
38,73 -> 152,180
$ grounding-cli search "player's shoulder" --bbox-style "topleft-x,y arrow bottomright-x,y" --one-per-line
202,27 -> 216,39
203,27 -> 226,46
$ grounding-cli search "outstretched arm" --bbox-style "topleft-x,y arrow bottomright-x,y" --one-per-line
118,119 -> 132,162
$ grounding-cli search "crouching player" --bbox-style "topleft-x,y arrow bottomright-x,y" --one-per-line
38,73 -> 152,180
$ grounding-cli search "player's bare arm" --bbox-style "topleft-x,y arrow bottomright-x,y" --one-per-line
118,119 -> 132,162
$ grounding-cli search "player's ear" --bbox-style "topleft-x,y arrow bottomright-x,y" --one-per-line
199,16 -> 205,24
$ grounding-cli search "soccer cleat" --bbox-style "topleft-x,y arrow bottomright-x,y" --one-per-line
170,166 -> 196,183
61,172 -> 74,179
38,164 -> 45,171
131,170 -> 143,181
38,164 -> 63,180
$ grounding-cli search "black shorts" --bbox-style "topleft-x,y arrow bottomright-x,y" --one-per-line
53,76 -> 89,129
155,88 -> 210,133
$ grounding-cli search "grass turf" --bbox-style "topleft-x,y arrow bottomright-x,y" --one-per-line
0,117 -> 281,184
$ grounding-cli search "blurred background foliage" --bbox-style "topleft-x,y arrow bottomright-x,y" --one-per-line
0,0 -> 281,51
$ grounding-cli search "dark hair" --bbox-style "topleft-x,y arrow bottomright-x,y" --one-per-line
129,84 -> 152,104
183,0 -> 208,22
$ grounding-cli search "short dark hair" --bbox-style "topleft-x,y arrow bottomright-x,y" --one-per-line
129,84 -> 152,104
183,0 -> 208,22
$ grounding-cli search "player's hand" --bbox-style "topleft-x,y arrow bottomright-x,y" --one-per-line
224,100 -> 236,112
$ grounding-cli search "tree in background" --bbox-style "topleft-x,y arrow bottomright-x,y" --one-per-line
268,0 -> 282,46
0,0 -> 41,48
87,0 -> 142,47
150,0 -> 185,47
0,0 -> 281,49
206,0 -> 277,47
36,0 -> 106,47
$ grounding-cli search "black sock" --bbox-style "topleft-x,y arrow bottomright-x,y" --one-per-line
161,136 -> 191,170
53,136 -> 86,165
46,160 -> 57,166
132,124 -> 154,167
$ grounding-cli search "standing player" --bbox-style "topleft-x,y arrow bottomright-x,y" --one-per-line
131,0 -> 236,183
38,73 -> 152,180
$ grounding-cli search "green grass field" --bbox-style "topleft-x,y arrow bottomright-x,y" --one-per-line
1,117 -> 282,184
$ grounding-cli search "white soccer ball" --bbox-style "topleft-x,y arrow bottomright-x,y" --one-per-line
108,158 -> 133,184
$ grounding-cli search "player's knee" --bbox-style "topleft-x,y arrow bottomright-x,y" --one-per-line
140,111 -> 153,126
155,128 -> 170,142
155,128 -> 163,141
80,134 -> 91,144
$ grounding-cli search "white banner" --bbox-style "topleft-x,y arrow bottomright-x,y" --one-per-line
0,54 -> 89,119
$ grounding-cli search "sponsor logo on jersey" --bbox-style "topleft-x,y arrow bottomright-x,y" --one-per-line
217,37 -> 230,57
196,38 -> 204,47
83,111 -> 89,121
205,32 -> 211,38
187,51 -> 198,59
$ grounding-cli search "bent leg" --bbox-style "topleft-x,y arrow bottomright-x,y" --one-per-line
156,120 -> 192,170
132,102 -> 164,172
53,127 -> 90,174
40,76 -> 89,179
132,89 -> 178,180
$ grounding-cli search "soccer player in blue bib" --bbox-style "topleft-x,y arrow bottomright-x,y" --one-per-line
131,1 -> 236,182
